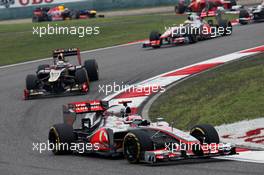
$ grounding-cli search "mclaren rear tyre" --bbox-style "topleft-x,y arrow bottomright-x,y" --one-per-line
48,124 -> 75,155
26,74 -> 39,90
84,59 -> 99,81
149,31 -> 162,49
123,130 -> 153,164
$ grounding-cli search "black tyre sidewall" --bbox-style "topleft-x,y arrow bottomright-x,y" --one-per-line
190,124 -> 220,144
84,59 -> 99,81
48,124 -> 75,155
149,31 -> 162,48
123,130 -> 153,163
75,68 -> 89,84
176,3 -> 186,14
26,74 -> 39,90
218,20 -> 232,36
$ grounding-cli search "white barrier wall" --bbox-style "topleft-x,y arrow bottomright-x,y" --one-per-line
0,0 -> 90,9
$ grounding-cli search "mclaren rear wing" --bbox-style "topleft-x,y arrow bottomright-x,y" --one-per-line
62,100 -> 109,126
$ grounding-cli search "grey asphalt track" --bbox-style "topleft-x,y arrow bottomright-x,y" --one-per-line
0,23 -> 264,175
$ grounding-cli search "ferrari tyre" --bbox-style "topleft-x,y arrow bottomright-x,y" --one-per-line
123,130 -> 153,164
48,124 -> 75,155
26,74 -> 39,90
84,59 -> 99,81
75,68 -> 89,84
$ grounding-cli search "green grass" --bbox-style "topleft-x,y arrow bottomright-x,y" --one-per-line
0,14 -> 185,65
149,53 -> 264,130
0,13 -> 238,66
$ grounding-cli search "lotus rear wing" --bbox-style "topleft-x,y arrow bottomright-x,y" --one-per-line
52,48 -> 81,65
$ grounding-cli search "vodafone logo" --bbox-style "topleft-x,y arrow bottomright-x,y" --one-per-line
19,0 -> 53,6
99,130 -> 108,143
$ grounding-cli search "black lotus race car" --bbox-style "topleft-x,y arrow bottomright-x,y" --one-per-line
24,48 -> 99,100
239,3 -> 264,25
48,100 -> 237,164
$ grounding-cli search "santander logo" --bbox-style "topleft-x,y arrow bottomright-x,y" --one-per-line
18,0 -> 53,6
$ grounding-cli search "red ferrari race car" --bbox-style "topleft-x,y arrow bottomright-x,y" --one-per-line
48,100 -> 237,164
24,48 -> 99,100
143,13 -> 232,49
32,5 -> 99,22
175,0 -> 237,15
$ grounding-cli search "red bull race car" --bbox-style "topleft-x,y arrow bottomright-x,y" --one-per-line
48,100 -> 237,164
143,13 -> 232,49
32,5 -> 98,22
24,48 -> 99,100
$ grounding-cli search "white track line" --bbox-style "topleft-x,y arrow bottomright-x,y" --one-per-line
104,45 -> 264,102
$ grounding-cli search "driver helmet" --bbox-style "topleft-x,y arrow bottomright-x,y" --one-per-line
187,15 -> 193,21
58,5 -> 65,11
257,4 -> 263,10
57,53 -> 67,62
57,53 -> 64,61
217,6 -> 224,11
184,14 -> 194,24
